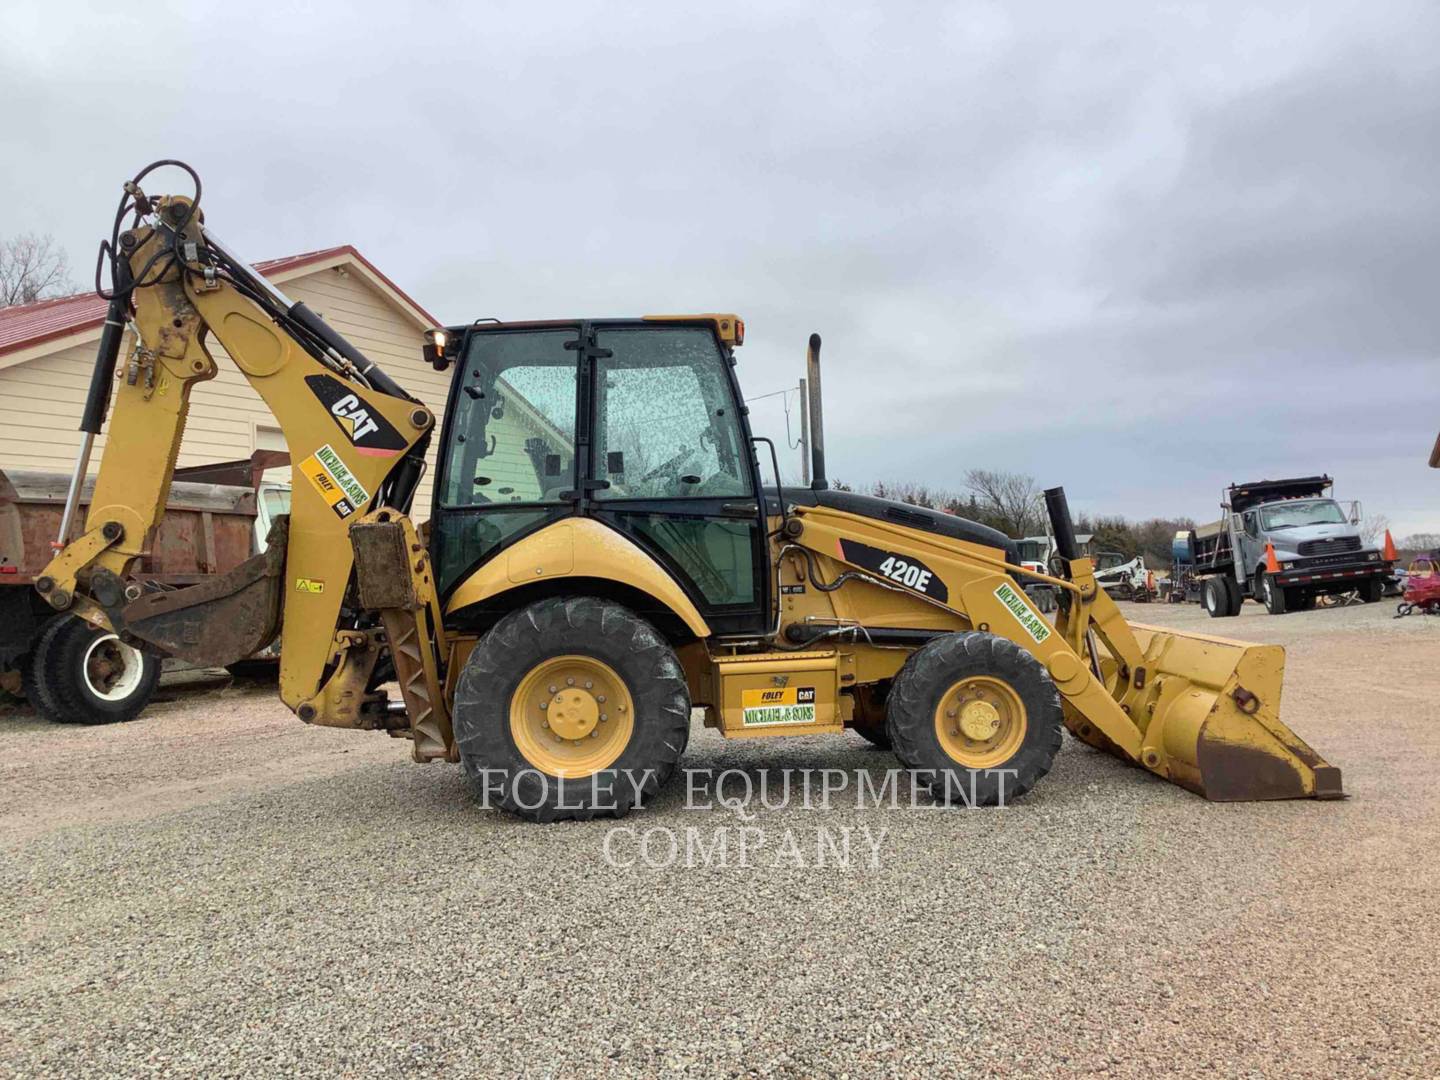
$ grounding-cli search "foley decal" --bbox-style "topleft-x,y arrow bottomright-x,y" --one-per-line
741,686 -> 817,727
298,443 -> 370,520
994,581 -> 1051,644
304,374 -> 407,455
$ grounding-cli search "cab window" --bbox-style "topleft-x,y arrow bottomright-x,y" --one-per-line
593,327 -> 750,500
439,330 -> 578,508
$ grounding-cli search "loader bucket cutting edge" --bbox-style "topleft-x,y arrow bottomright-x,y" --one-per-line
1117,623 -> 1343,802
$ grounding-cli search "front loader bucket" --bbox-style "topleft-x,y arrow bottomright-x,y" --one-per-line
1117,624 -> 1343,801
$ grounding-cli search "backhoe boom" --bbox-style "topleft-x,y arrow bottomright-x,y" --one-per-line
38,164 -> 443,746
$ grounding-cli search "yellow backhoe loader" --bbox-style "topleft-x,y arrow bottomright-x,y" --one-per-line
36,162 -> 1342,819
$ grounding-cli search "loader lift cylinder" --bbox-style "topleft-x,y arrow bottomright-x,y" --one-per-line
806,333 -> 827,490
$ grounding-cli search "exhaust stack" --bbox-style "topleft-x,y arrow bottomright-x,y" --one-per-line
805,333 -> 827,491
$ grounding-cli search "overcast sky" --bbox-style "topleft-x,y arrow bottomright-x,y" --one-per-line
4,1 -> 1437,534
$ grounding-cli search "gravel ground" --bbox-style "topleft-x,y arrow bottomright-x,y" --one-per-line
2,600 -> 1437,1077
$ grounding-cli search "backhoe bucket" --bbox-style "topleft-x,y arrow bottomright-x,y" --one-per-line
1114,624 -> 1343,801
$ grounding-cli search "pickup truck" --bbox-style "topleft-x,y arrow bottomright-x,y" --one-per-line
1190,475 -> 1390,616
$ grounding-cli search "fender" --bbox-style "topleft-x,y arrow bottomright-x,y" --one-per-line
443,518 -> 712,638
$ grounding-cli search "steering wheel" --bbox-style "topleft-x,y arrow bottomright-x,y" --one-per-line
639,446 -> 697,485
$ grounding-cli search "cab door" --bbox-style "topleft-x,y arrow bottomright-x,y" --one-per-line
586,324 -> 768,635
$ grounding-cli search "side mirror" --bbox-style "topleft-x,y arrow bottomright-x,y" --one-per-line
423,329 -> 452,371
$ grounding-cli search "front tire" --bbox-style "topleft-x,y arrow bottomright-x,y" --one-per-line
1358,578 -> 1384,604
453,597 -> 690,822
1258,570 -> 1288,615
886,632 -> 1063,805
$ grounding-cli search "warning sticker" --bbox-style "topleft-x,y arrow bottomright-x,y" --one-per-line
295,578 -> 325,594
741,686 -> 817,727
994,581 -> 1052,644
298,443 -> 370,520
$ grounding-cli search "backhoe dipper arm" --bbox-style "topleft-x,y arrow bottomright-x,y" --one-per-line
37,165 -> 437,725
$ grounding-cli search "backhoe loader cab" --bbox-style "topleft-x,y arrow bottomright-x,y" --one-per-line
428,318 -> 772,639
38,163 -> 1344,824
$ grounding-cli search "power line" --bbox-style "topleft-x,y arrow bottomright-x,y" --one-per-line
743,387 -> 797,403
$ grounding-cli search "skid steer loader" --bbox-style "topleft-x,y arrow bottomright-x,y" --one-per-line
37,162 -> 1343,820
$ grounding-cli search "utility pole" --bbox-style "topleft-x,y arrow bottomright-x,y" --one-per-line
798,377 -> 810,485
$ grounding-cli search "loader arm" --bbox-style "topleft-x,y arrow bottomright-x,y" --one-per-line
37,165 -> 450,752
787,490 -> 1342,801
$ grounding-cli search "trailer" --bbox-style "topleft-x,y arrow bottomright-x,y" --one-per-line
1190,475 -> 1391,617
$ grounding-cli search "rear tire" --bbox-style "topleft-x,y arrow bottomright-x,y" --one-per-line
1223,576 -> 1243,613
453,597 -> 690,822
1358,578 -> 1384,604
20,618 -> 66,719
1203,577 -> 1236,618
886,632 -> 1063,805
36,616 -> 160,724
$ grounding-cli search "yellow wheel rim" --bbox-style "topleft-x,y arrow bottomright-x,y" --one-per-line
933,675 -> 1027,768
508,655 -> 635,778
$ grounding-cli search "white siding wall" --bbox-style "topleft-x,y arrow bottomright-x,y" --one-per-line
0,263 -> 447,520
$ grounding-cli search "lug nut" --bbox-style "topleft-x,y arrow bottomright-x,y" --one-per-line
566,677 -> 574,686
553,735 -> 562,743
597,695 -> 606,703
950,728 -> 959,737
585,680 -> 593,689
541,720 -> 549,729
589,731 -> 598,738
600,714 -> 608,722
539,701 -> 548,710
549,685 -> 557,693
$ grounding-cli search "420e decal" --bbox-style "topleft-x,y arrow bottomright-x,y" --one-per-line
838,539 -> 949,603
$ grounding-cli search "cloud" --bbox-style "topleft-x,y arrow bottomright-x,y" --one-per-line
2,0 -> 1436,531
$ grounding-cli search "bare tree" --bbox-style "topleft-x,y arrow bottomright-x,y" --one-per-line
1399,532 -> 1440,555
0,233 -> 75,307
963,469 -> 1041,538
1355,513 -> 1391,547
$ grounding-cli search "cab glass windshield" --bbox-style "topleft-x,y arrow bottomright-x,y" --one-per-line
1259,500 -> 1347,530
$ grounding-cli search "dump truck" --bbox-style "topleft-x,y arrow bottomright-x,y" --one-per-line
2,455 -> 288,722
1014,535 -> 1058,612
33,161 -> 1343,817
1190,476 -> 1390,617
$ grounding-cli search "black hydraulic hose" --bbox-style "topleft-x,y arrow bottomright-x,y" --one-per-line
287,302 -> 413,402
793,543 -> 871,593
